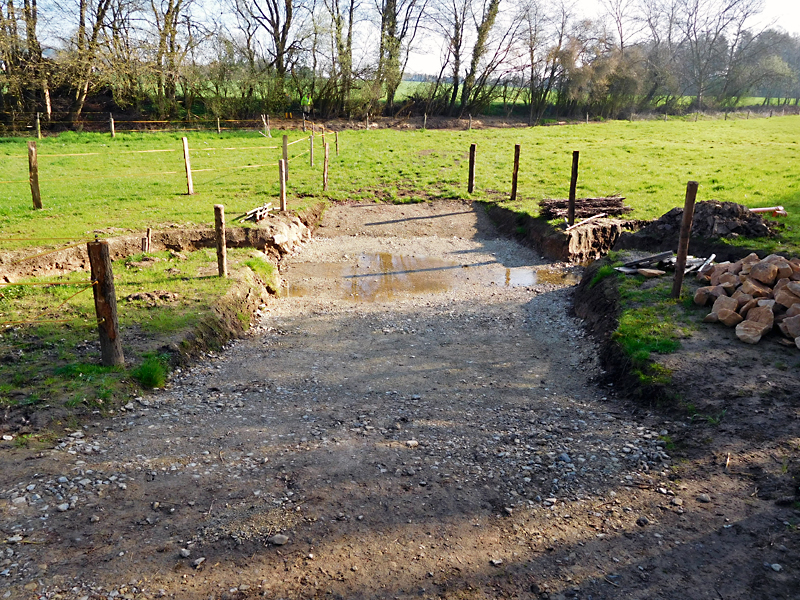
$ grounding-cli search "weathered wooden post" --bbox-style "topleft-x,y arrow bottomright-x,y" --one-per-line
423,113 -> 427,129
510,144 -> 521,202
568,150 -> 579,226
468,114 -> 472,130
217,117 -> 221,134
335,131 -> 340,156
182,137 -> 194,195
310,134 -> 314,166
109,113 -> 115,138
282,135 -> 289,181
671,181 -> 699,299
323,142 -> 329,192
214,205 -> 228,278
28,141 -> 42,210
36,113 -> 41,139
366,113 -> 369,129
88,240 -> 124,367
468,143 -> 476,194
279,159 -> 287,211
302,114 -> 306,132
141,227 -> 152,252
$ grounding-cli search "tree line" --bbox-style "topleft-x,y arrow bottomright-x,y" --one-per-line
1,0 -> 799,126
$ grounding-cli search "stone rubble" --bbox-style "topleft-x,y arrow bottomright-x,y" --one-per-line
694,252 -> 800,346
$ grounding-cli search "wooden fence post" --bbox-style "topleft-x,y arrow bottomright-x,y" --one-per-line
28,141 -> 42,210
468,143 -> 476,194
510,144 -> 521,202
671,181 -> 699,299
468,114 -> 472,130
214,205 -> 228,278
109,113 -> 115,138
142,227 -> 152,252
423,113 -> 427,129
323,142 -> 329,192
282,135 -> 289,181
302,114 -> 306,132
87,240 -> 124,367
279,159 -> 287,211
335,131 -> 340,156
182,137 -> 194,195
217,117 -> 221,134
36,112 -> 41,139
310,134 -> 314,166
568,150 -> 579,226
366,113 -> 369,129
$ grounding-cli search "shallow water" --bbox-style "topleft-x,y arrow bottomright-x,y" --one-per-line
282,253 -> 579,301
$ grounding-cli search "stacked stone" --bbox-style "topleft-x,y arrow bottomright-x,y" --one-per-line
694,253 -> 800,347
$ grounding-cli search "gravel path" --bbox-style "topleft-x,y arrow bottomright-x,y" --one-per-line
3,201 -> 781,600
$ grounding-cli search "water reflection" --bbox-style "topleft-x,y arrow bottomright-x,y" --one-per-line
283,253 -> 579,301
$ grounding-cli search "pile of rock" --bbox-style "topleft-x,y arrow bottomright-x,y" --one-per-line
694,253 -> 800,347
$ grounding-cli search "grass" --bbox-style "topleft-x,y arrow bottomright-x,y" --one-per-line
609,270 -> 696,388
1,118 -> 799,255
131,353 -> 170,388
0,247 -> 266,412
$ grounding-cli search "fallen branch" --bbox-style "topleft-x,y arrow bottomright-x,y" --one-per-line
565,212 -> 607,231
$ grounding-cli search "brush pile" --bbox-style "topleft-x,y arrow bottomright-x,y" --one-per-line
694,252 -> 800,347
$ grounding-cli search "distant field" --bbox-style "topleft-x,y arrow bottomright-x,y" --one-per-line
1,117 -> 798,254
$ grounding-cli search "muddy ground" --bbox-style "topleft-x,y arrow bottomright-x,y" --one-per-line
0,201 -> 798,600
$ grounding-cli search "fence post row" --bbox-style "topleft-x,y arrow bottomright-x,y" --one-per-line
510,144 -> 521,202
214,204 -> 228,278
88,240 -> 124,367
568,150 -> 580,226
279,159 -> 287,211
468,143 -> 476,194
28,141 -> 43,210
182,137 -> 194,195
671,181 -> 699,299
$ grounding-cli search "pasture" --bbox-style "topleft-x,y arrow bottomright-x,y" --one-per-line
1,117 -> 798,254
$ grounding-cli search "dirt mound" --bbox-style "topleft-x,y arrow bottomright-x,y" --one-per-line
614,201 -> 777,259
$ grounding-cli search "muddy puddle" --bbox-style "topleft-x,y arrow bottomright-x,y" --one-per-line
282,253 -> 580,301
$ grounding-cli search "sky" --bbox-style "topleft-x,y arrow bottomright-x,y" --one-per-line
407,0 -> 800,75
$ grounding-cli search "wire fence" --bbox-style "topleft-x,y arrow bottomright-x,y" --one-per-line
1,124 -> 333,192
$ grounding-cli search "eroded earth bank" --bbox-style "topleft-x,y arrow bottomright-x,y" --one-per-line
0,202 -> 796,600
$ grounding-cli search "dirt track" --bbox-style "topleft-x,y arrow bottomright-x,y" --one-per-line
0,201 -> 797,599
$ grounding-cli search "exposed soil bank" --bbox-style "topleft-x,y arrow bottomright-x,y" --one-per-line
0,205 -> 324,282
485,203 -> 633,263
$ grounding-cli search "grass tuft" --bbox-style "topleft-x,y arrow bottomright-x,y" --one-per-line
131,353 -> 169,389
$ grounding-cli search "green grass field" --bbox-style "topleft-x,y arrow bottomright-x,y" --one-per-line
1,117 -> 799,254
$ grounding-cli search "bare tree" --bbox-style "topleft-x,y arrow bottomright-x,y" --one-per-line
375,0 -> 427,115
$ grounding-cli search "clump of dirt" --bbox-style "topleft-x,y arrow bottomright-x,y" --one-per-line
615,201 -> 778,258
486,203 -> 634,263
